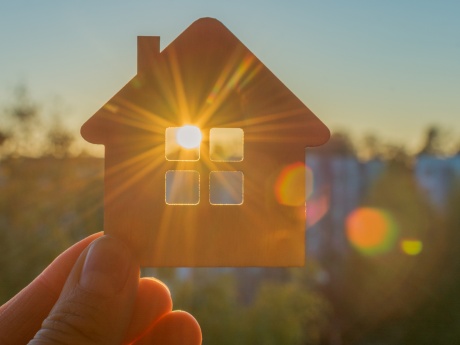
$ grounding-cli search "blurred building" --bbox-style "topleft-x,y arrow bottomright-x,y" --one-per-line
414,155 -> 460,212
305,154 -> 385,261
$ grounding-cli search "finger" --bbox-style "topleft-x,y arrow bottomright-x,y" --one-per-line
123,277 -> 173,344
29,235 -> 139,345
0,232 -> 102,345
134,311 -> 202,345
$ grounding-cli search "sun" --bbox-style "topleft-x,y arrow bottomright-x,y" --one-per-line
176,125 -> 202,149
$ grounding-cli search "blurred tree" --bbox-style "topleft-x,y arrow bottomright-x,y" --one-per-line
334,159 -> 442,344
247,282 -> 330,345
0,88 -> 101,302
396,181 -> 460,344
359,134 -> 381,161
0,157 -> 103,303
419,126 -> 441,156
6,85 -> 39,123
418,125 -> 455,157
1,85 -> 77,159
0,130 -> 10,159
0,131 -> 8,147
45,98 -> 76,158
173,272 -> 243,345
309,131 -> 356,157
3,85 -> 42,156
46,122 -> 75,158
172,269 -> 331,345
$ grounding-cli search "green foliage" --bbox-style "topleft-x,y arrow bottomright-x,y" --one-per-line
46,125 -> 75,158
0,157 -> 103,303
336,160 -> 448,343
394,182 -> 460,345
247,282 -> 330,345
171,270 -> 331,345
174,273 -> 242,345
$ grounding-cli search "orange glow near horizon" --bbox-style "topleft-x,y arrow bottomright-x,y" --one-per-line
346,207 -> 398,256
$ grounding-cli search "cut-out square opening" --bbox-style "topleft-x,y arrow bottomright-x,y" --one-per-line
210,128 -> 243,162
165,126 -> 201,161
165,170 -> 200,205
210,171 -> 243,205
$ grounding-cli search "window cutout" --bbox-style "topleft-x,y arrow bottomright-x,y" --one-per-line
210,128 -> 243,162
165,170 -> 200,205
210,171 -> 243,205
165,126 -> 201,161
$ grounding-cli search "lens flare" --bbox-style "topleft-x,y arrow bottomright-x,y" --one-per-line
346,207 -> 398,256
307,192 -> 330,227
274,162 -> 313,206
401,239 -> 423,256
176,125 -> 202,149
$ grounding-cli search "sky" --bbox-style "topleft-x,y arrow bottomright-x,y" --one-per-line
1,1 -> 459,153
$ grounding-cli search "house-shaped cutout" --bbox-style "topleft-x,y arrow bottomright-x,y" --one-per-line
81,18 -> 329,266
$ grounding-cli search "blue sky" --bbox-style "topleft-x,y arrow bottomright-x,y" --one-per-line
1,1 -> 459,152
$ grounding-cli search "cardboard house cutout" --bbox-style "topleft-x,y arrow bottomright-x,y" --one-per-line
81,18 -> 329,266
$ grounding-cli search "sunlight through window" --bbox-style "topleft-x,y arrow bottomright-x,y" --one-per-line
165,126 -> 201,161
176,125 -> 202,149
210,128 -> 243,162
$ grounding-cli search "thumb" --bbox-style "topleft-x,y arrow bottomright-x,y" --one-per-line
30,235 -> 139,345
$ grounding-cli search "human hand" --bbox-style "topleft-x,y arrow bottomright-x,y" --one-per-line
0,233 -> 201,344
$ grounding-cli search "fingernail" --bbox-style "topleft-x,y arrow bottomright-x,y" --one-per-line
79,236 -> 132,295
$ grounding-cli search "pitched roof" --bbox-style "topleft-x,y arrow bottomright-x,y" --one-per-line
81,17 -> 329,146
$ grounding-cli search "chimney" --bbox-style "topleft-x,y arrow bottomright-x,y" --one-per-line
137,36 -> 160,75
